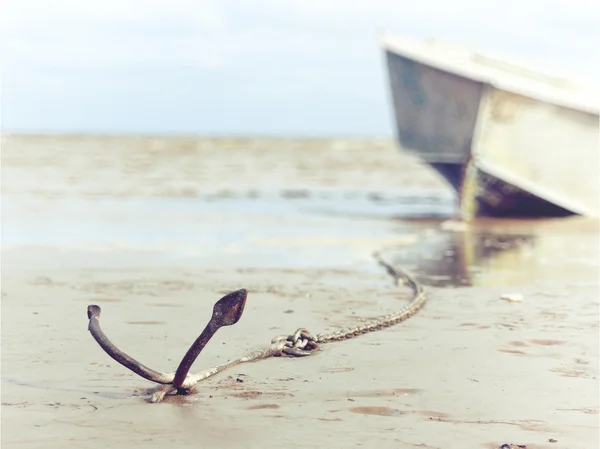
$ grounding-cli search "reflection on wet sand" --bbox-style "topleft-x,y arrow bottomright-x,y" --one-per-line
386,217 -> 599,288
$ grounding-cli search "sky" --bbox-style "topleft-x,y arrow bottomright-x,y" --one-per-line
2,0 -> 599,136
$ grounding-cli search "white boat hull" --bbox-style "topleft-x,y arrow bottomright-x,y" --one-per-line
382,36 -> 600,219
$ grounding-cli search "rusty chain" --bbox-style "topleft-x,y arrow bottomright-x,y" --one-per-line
269,251 -> 426,357
149,251 -> 426,401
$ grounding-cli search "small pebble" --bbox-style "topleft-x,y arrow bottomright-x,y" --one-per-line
501,293 -> 523,302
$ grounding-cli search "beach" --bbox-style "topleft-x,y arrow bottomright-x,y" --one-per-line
2,135 -> 598,448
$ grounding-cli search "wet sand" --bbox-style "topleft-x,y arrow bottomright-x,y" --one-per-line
2,135 -> 599,448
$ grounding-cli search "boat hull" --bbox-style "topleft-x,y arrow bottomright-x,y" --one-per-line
382,37 -> 600,219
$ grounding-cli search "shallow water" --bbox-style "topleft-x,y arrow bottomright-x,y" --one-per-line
5,188 -> 597,287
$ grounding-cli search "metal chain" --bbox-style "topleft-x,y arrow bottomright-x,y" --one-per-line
269,251 -> 426,356
151,251 -> 426,402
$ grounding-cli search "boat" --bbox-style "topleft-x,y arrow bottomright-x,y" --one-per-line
380,35 -> 600,219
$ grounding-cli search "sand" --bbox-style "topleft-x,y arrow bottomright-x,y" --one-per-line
2,135 -> 598,449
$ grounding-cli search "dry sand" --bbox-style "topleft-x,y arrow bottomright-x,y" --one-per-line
2,135 -> 598,449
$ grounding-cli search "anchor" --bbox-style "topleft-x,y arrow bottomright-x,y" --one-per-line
87,289 -> 248,402
86,252 -> 426,403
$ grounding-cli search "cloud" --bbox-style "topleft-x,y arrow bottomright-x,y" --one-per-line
2,0 -> 225,30
1,0 -> 598,134
4,0 -> 598,73
2,0 -> 227,70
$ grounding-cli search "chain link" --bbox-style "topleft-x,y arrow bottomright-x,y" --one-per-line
271,328 -> 319,356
